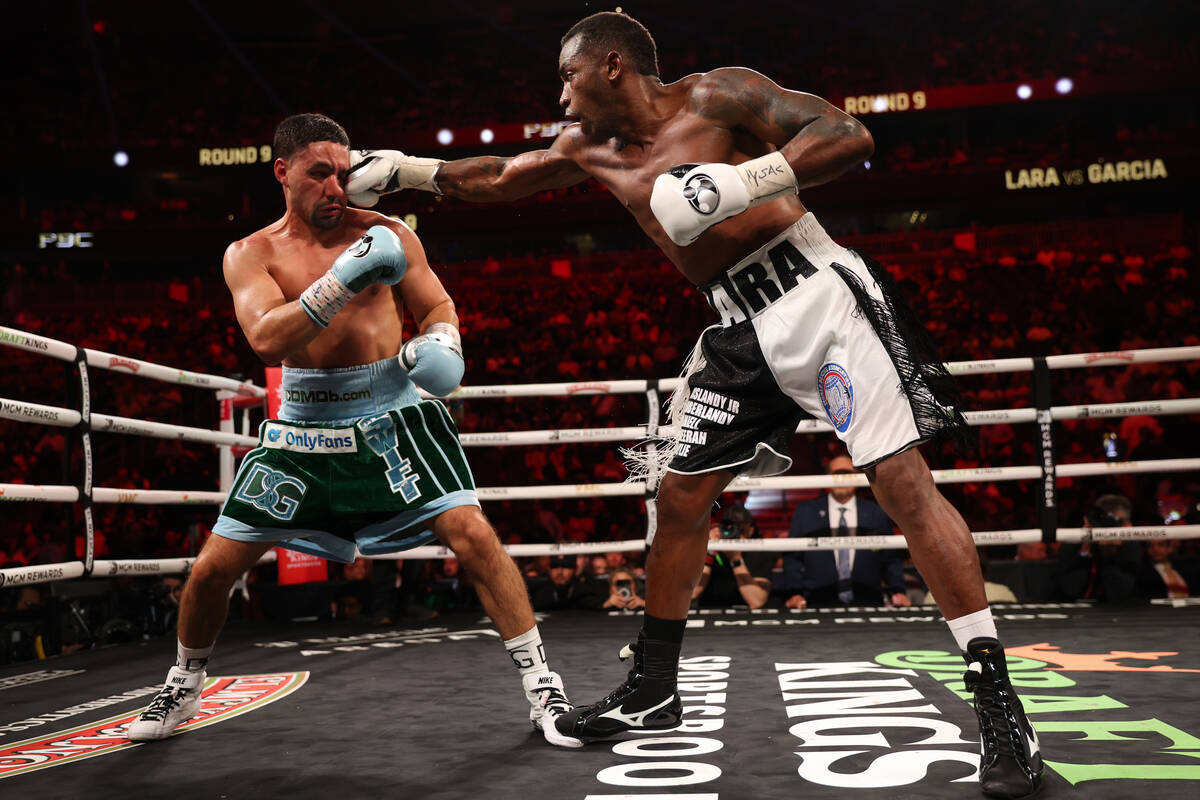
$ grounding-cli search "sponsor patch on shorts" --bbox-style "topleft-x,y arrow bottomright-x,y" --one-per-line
262,423 -> 357,453
818,362 -> 854,433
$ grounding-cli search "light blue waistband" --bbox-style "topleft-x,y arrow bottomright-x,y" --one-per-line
278,357 -> 419,423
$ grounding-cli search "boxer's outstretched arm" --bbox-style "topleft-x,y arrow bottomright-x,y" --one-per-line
435,136 -> 589,202
694,67 -> 873,190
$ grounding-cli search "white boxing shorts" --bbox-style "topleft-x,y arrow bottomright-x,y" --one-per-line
665,213 -> 968,476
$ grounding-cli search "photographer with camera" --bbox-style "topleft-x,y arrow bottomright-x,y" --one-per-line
691,505 -> 774,610
603,568 -> 646,611
1055,494 -> 1143,602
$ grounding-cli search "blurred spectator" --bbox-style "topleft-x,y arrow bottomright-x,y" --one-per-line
692,505 -> 773,609
426,557 -> 479,611
528,555 -> 607,611
1137,539 -> 1196,599
144,575 -> 184,635
781,454 -> 908,609
924,548 -> 1018,605
1055,494 -> 1143,602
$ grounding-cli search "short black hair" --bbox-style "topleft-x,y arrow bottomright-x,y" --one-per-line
272,113 -> 349,162
562,11 -> 659,78
1095,494 -> 1133,523
720,504 -> 753,526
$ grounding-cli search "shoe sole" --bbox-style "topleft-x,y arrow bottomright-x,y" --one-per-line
541,717 -> 584,748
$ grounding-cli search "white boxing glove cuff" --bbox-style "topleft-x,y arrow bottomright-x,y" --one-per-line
397,155 -> 445,195
299,271 -> 355,328
737,150 -> 797,207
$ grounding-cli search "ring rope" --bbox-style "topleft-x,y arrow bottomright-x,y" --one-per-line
4,393 -> 1197,451
2,328 -> 1197,586
0,325 -> 265,396
5,524 -> 1200,589
3,456 -> 1197,506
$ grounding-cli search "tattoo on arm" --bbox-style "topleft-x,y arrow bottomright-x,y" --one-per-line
437,157 -> 510,199
697,72 -> 821,141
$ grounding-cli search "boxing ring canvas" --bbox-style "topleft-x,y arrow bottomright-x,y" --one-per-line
2,604 -> 1199,799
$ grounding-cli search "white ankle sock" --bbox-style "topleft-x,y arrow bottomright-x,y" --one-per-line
504,626 -> 550,679
947,608 -> 998,653
177,641 -> 213,672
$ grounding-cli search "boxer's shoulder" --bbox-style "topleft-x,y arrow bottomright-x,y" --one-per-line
688,67 -> 774,119
223,227 -> 276,272
343,207 -> 418,248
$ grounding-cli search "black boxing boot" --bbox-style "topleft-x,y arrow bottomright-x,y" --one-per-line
553,633 -> 683,743
964,637 -> 1044,798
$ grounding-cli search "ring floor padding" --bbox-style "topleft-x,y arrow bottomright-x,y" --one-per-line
2,602 -> 1199,799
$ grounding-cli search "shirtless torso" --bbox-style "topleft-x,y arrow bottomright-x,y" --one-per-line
223,205 -> 449,370
436,67 -> 840,285
553,73 -> 810,284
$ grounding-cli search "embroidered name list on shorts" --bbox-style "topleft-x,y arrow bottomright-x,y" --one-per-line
262,423 -> 358,454
677,388 -> 741,457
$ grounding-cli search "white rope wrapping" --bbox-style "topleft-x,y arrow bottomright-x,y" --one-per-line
2,332 -> 1197,586
425,346 -> 1200,399
3,456 -> 1197,507
6,395 -> 1197,451
5,526 -> 1199,586
0,326 -> 265,396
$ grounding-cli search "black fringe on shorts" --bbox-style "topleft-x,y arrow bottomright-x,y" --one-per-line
831,250 -> 975,453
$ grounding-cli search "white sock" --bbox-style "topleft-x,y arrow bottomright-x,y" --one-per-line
176,641 -> 213,672
946,608 -> 998,653
503,626 -> 550,679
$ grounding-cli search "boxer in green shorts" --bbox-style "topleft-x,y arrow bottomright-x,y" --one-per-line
128,113 -> 581,749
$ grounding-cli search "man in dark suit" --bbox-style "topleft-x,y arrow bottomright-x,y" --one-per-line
781,454 -> 910,609
1137,538 -> 1196,599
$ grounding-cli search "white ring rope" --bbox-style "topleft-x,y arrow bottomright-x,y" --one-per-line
6,393 -> 1198,451
1,326 -> 264,396
3,456 -> 1197,507
428,346 -> 1200,399
2,328 -> 1197,585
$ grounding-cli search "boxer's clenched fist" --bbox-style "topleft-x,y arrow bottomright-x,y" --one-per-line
299,225 -> 407,327
650,151 -> 798,246
346,149 -> 445,206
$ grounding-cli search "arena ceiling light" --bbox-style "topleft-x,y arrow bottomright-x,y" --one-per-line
437,129 -> 454,145
1016,84 -> 1033,100
1055,77 -> 1074,95
113,150 -> 129,167
480,128 -> 495,144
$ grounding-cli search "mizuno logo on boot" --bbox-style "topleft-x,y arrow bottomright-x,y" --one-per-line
598,695 -> 676,727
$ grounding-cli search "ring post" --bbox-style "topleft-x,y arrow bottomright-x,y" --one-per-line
1033,357 -> 1058,545
74,348 -> 95,575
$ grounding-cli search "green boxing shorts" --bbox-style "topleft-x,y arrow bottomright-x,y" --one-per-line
212,400 -> 479,563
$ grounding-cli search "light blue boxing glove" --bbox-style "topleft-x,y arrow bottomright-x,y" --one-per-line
299,225 -> 407,327
400,322 -> 465,397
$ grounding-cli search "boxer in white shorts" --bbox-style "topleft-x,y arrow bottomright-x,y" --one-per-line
667,212 -> 964,477
346,12 -> 1042,795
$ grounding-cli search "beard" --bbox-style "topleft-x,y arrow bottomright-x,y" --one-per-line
311,204 -> 344,230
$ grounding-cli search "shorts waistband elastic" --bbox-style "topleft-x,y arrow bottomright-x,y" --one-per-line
279,357 -> 419,423
700,213 -> 849,327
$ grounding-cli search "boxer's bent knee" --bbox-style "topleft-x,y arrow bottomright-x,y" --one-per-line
435,507 -> 502,567
869,449 -> 939,522
189,535 -> 269,594
657,473 -> 724,533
